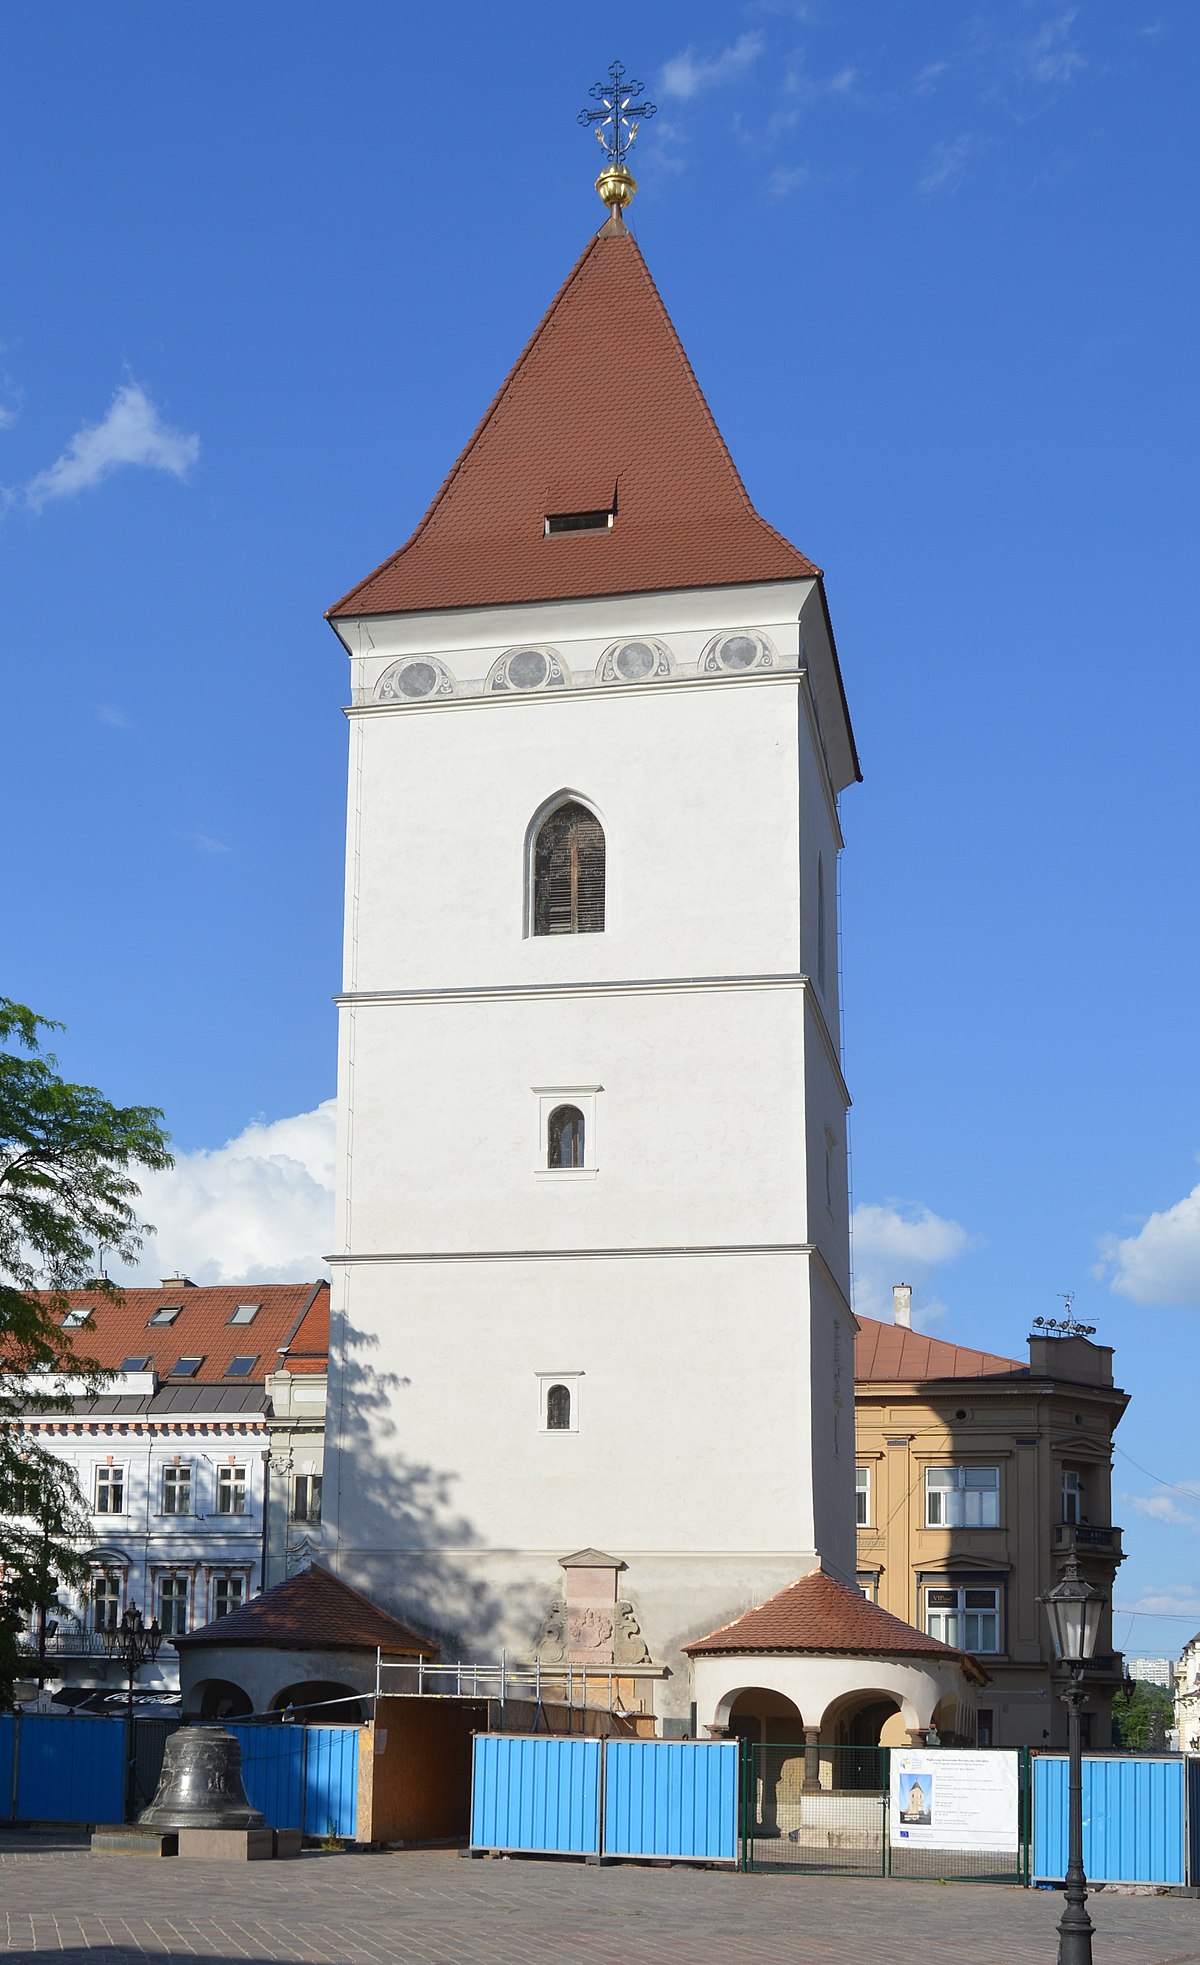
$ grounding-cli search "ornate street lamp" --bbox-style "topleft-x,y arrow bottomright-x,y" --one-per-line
1040,1553 -> 1107,1965
103,1602 -> 163,1728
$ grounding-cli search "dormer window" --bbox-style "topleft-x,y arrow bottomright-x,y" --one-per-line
544,508 -> 613,535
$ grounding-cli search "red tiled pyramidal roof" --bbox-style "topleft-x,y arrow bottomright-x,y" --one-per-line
177,1562 -> 437,1657
855,1316 -> 1025,1384
685,1569 -> 986,1679
328,216 -> 819,620
23,1281 -> 328,1385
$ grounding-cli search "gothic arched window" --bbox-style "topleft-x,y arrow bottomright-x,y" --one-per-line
548,1104 -> 585,1169
546,1383 -> 572,1431
532,800 -> 605,936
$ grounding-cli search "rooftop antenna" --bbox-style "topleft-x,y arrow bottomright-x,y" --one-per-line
1031,1293 -> 1097,1341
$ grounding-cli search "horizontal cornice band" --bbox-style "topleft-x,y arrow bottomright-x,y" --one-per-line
344,667 -> 809,719
329,1242 -> 817,1265
338,970 -> 803,1007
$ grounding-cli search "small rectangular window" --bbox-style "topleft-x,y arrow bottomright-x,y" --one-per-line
925,1465 -> 1000,1528
156,1574 -> 189,1637
544,509 -> 613,535
925,1583 -> 1001,1654
95,1464 -> 125,1515
217,1464 -> 248,1516
212,1575 -> 245,1619
162,1464 -> 192,1515
91,1570 -> 121,1631
1062,1470 -> 1083,1525
228,1304 -> 259,1326
291,1473 -> 323,1524
170,1356 -> 203,1378
855,1466 -> 871,1527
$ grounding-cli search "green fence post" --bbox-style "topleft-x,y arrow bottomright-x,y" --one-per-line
883,1746 -> 890,1876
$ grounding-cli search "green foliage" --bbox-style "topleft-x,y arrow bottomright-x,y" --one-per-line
1111,1677 -> 1174,1752
0,999 -> 171,1696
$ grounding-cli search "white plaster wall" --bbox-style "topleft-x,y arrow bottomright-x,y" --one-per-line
326,576 -> 857,1723
691,1651 -> 971,1737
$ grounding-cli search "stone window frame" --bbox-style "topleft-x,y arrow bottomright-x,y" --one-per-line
537,1372 -> 582,1434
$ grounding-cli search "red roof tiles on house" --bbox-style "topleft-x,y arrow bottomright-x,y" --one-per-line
854,1315 -> 1025,1384
29,1281 -> 328,1385
685,1570 -> 986,1679
176,1562 -> 436,1656
328,220 -> 819,620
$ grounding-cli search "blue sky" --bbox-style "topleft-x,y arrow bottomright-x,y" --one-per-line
3,3 -> 1197,1652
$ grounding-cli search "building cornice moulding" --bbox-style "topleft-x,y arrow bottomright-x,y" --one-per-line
328,1241 -> 819,1266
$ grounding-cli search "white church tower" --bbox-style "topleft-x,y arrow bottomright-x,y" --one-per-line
322,165 -> 863,1726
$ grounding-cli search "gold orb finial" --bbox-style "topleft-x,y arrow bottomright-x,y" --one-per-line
596,163 -> 637,211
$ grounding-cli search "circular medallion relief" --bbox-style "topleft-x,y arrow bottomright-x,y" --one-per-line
699,630 -> 777,677
487,646 -> 567,693
596,636 -> 673,685
376,656 -> 455,702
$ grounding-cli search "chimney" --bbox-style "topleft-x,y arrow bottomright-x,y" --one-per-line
160,1274 -> 197,1290
892,1283 -> 913,1328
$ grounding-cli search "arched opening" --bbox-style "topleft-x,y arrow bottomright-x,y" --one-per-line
545,1383 -> 571,1430
270,1680 -> 364,1725
547,1104 -> 585,1169
819,1690 -> 906,1790
725,1688 -> 806,1836
531,799 -> 605,936
190,1677 -> 253,1721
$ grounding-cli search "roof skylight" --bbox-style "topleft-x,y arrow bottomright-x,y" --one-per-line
226,1355 -> 257,1377
148,1304 -> 182,1326
119,1355 -> 150,1373
62,1308 -> 90,1328
228,1304 -> 259,1326
169,1356 -> 203,1378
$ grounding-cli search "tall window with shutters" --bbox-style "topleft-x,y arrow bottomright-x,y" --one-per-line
532,800 -> 605,935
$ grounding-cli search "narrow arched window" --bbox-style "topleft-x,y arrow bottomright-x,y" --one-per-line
546,1383 -> 571,1430
533,801 -> 605,935
548,1104 -> 585,1169
817,855 -> 827,995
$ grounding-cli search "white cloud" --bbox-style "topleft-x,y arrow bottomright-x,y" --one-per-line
852,1199 -> 976,1323
1098,1169 -> 1200,1309
26,381 -> 199,511
918,133 -> 980,194
1126,1489 -> 1200,1532
94,704 -> 129,730
117,1101 -> 336,1287
660,33 -> 764,99
1024,9 -> 1085,85
768,163 -> 814,198
174,830 -> 231,855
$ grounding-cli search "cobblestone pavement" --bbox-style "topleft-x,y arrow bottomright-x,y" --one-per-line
1,1834 -> 1198,1963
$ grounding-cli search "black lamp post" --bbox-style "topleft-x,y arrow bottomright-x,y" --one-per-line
1040,1553 -> 1106,1965
104,1603 -> 163,1733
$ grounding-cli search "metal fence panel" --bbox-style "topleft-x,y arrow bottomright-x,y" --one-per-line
302,1727 -> 359,1840
229,1723 -> 306,1831
128,1718 -> 177,1818
15,1715 -> 126,1825
470,1734 -> 601,1855
745,1743 -> 887,1873
604,1739 -> 738,1863
888,1747 -> 1026,1883
1032,1755 -> 1185,1885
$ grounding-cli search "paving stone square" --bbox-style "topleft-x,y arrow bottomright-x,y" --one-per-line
1,1832 -> 1198,1964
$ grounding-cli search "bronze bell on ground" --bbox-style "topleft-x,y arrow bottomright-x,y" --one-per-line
138,1725 -> 266,1830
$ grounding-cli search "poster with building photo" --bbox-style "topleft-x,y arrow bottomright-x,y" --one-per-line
889,1749 -> 1020,1852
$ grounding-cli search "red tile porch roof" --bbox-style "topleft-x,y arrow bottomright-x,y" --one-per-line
685,1569 -> 987,1682
176,1562 -> 437,1657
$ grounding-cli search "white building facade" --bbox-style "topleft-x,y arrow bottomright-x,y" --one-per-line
322,200 -> 866,1726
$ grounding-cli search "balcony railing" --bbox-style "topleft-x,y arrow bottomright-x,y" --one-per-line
1054,1522 -> 1123,1561
16,1629 -> 179,1657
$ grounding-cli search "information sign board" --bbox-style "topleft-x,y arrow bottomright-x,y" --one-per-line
890,1748 -> 1019,1853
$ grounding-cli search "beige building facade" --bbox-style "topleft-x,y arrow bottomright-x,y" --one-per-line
855,1301 -> 1128,1749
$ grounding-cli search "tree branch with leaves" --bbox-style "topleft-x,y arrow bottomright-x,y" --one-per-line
0,999 -> 171,1695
